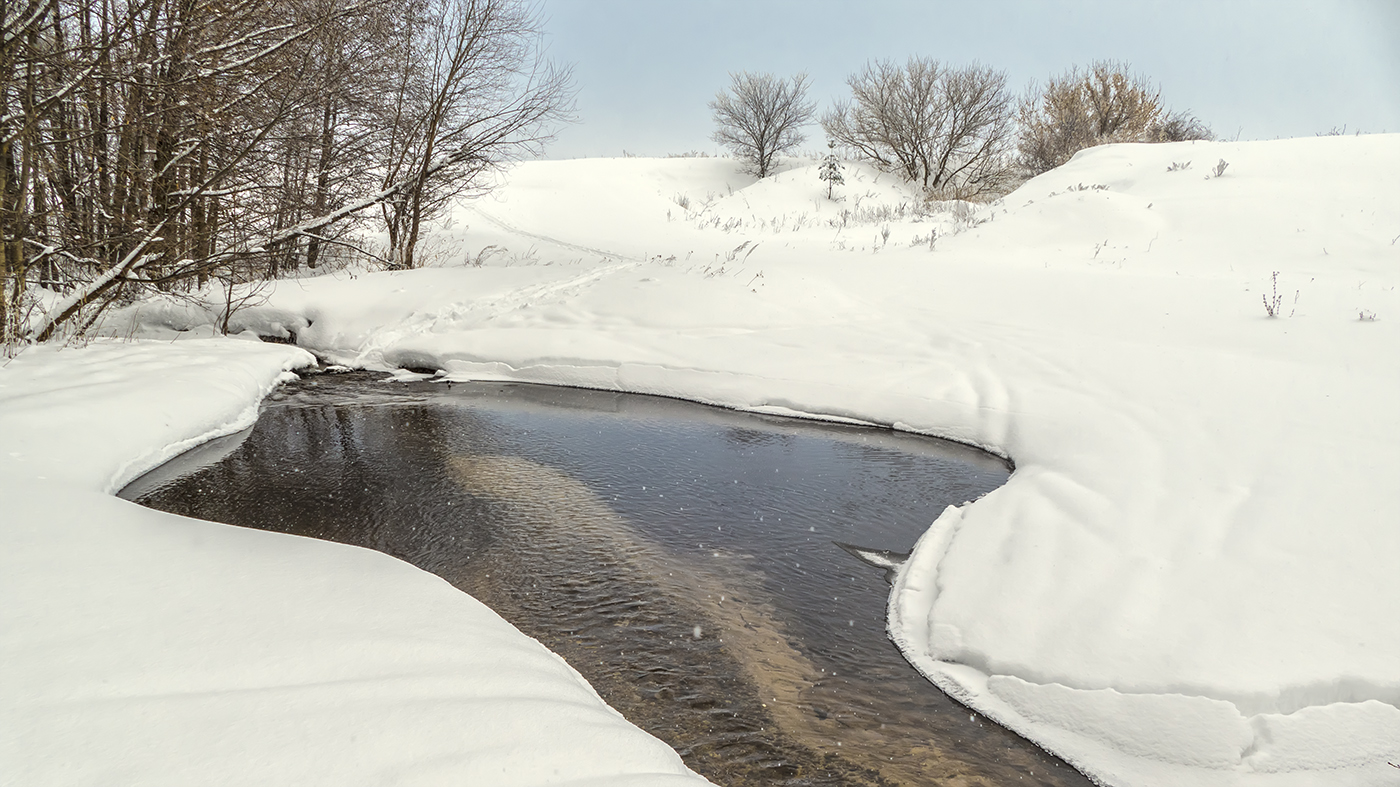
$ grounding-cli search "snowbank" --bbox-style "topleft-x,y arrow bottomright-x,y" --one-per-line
102,135 -> 1400,785
0,339 -> 708,786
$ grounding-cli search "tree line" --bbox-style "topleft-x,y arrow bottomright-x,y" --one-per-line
710,58 -> 1212,198
2,13 -> 1208,352
1,0 -> 570,346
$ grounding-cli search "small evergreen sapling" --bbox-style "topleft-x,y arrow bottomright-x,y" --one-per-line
819,141 -> 845,199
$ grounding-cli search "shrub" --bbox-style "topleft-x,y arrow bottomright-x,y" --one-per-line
818,141 -> 845,199
1017,60 -> 1212,175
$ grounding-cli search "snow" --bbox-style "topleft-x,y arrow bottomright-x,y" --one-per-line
38,132 -> 1400,785
0,340 -> 708,786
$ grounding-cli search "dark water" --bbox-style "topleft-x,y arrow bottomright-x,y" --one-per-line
123,372 -> 1091,787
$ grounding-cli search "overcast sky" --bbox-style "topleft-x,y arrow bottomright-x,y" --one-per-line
534,0 -> 1399,159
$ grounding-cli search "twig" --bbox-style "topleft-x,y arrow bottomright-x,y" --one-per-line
1263,271 -> 1283,318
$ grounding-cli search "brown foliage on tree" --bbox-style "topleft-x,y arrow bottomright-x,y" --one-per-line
1017,60 -> 1212,176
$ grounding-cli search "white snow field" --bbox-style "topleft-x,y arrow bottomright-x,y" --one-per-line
0,340 -> 709,786
14,132 -> 1398,786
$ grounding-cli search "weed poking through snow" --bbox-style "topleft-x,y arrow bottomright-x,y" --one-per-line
910,231 -> 937,250
1262,271 -> 1300,318
470,245 -> 503,267
1263,272 -> 1283,318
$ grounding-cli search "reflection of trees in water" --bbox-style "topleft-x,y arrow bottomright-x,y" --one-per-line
724,425 -> 796,450
141,400 -> 498,576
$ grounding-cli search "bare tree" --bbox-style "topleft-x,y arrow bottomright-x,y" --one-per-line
4,0 -> 327,343
1017,60 -> 1213,175
2,0 -> 573,348
377,0 -> 573,269
709,71 -> 815,178
822,58 -> 1016,200
260,0 -> 398,276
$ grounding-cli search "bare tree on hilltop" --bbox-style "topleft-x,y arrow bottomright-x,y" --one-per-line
1017,60 -> 1212,175
709,71 -> 815,178
822,57 -> 1017,200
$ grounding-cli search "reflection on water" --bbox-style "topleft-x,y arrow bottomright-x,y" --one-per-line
123,373 -> 1090,786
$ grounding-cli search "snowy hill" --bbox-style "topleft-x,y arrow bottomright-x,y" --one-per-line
39,133 -> 1400,785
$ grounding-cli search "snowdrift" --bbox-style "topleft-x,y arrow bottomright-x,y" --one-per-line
0,341 -> 708,786
90,134 -> 1400,785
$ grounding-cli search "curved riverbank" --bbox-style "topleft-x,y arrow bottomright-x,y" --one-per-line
126,373 -> 1089,785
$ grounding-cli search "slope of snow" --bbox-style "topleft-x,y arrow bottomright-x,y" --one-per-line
100,135 -> 1400,785
0,339 -> 708,786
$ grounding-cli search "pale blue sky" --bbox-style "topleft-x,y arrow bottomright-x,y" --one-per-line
535,0 -> 1399,158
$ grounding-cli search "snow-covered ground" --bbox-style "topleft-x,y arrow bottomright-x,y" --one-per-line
0,341 -> 708,786
10,133 -> 1399,785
